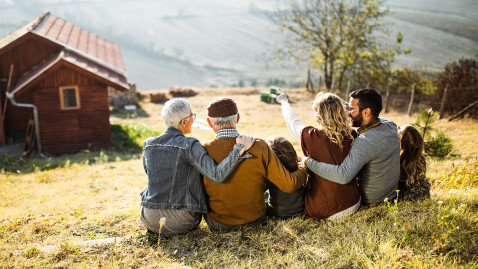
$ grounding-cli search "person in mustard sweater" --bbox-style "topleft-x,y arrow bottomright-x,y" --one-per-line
202,97 -> 308,231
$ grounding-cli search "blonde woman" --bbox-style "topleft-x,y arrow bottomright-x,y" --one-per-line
277,90 -> 361,220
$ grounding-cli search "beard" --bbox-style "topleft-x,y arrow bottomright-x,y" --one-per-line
351,112 -> 363,127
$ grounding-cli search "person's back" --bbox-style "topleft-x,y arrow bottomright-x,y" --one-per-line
352,118 -> 400,203
202,97 -> 307,229
301,127 -> 360,219
203,137 -> 305,225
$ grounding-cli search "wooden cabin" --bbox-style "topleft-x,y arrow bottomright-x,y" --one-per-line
0,12 -> 129,155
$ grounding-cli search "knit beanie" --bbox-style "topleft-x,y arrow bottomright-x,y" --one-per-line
207,97 -> 238,117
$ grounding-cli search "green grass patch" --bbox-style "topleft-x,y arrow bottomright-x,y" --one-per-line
110,123 -> 161,154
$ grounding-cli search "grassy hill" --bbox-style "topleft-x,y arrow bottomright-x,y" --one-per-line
0,0 -> 477,90
0,87 -> 477,267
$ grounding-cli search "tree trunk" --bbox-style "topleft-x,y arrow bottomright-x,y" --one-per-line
337,66 -> 347,91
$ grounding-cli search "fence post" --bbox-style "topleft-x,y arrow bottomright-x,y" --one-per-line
407,84 -> 416,116
439,85 -> 449,119
384,85 -> 391,113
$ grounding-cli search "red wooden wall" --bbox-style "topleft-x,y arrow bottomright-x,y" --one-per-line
13,64 -> 112,154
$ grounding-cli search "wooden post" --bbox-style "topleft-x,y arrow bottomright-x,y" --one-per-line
449,99 -> 478,121
0,64 -> 14,145
407,84 -> 416,116
439,85 -> 449,119
384,85 -> 391,113
345,80 -> 350,101
2,65 -> 13,123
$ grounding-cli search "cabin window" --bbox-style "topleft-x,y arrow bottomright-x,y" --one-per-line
59,86 -> 80,109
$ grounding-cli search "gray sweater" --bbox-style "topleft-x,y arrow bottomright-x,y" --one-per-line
307,118 -> 400,204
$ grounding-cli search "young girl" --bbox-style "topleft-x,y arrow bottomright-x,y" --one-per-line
398,125 -> 431,201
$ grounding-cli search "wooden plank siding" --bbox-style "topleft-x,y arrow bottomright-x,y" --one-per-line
0,33 -> 61,81
3,91 -> 34,134
21,65 -> 112,154
0,34 -> 61,111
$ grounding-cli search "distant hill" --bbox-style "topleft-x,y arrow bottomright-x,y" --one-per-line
1,0 -> 477,90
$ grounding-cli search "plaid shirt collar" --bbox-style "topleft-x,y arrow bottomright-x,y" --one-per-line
216,128 -> 240,138
357,118 -> 382,135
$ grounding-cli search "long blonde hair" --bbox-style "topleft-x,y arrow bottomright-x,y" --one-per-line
312,92 -> 354,150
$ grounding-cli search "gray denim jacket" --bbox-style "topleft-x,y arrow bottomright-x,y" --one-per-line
140,127 -> 249,213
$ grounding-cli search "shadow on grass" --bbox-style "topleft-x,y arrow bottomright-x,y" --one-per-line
133,196 -> 478,267
0,124 -> 155,174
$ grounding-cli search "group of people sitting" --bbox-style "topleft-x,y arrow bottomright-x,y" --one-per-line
139,88 -> 431,237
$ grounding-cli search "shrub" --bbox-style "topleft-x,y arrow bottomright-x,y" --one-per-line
425,131 -> 453,160
435,58 -> 478,118
413,109 -> 453,160
110,123 -> 161,153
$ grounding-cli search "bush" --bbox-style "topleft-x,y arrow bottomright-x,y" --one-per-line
110,123 -> 161,153
435,58 -> 478,118
413,109 -> 453,159
425,130 -> 453,160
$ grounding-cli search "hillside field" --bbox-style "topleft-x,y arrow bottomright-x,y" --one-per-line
0,87 -> 477,268
1,0 -> 477,90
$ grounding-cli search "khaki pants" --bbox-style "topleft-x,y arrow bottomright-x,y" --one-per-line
140,206 -> 201,237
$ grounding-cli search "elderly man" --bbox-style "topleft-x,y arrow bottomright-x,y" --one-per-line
202,97 -> 308,231
300,88 -> 400,206
140,98 -> 254,237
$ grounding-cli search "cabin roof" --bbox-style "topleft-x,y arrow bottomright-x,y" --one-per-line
0,11 -> 126,74
8,49 -> 129,96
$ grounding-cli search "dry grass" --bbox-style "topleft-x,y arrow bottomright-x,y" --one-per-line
1,87 -> 477,268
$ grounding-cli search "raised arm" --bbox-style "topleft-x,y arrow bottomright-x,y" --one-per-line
305,139 -> 371,184
188,136 -> 254,183
276,90 -> 306,141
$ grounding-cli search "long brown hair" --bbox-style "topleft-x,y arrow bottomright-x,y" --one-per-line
312,92 -> 354,150
399,125 -> 425,186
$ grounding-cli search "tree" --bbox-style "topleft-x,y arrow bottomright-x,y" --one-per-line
435,58 -> 478,118
270,0 -> 406,90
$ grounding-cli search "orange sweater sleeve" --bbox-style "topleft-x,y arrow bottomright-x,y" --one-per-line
264,143 -> 308,193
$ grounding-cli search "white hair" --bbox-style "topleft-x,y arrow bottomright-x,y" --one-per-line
161,99 -> 192,128
208,114 -> 238,129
